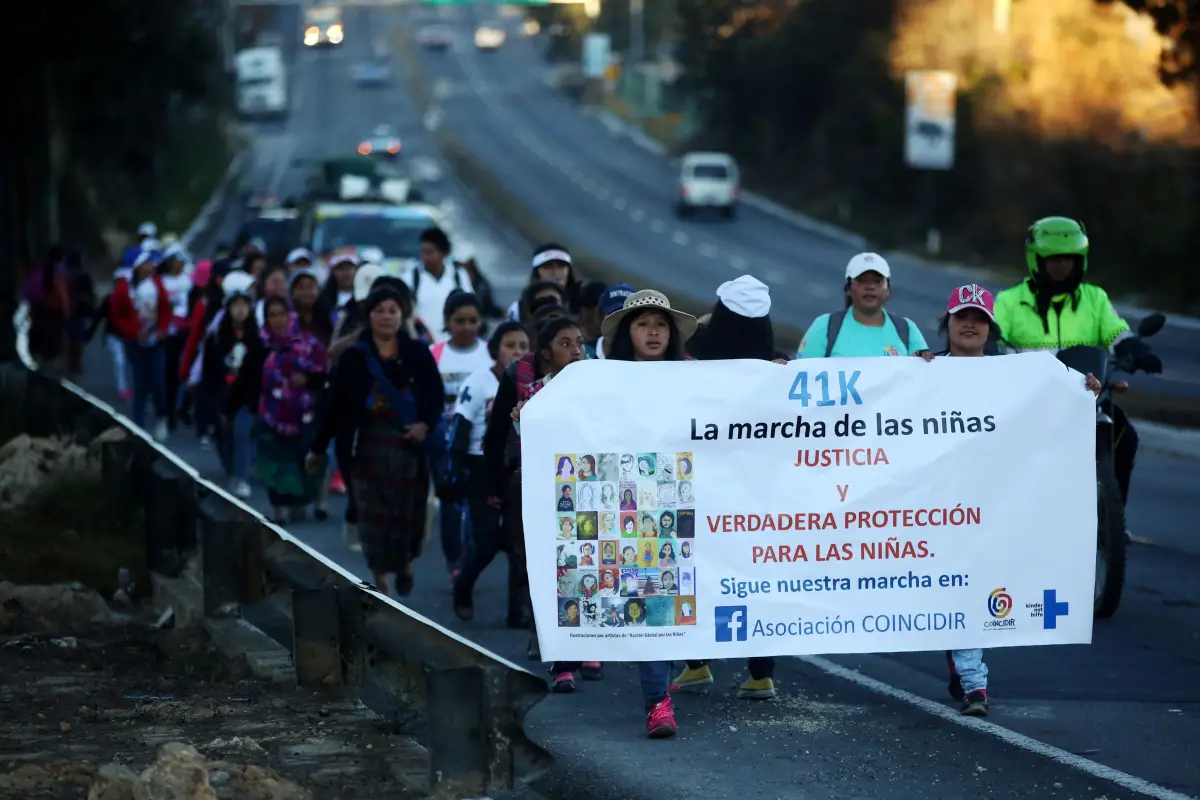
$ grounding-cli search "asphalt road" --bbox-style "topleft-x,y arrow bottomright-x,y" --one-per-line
66,5 -> 1200,798
409,3 -> 1200,404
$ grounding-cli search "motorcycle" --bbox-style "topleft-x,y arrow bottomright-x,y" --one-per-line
1056,311 -> 1165,619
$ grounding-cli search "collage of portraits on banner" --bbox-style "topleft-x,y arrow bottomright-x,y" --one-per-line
554,451 -> 698,629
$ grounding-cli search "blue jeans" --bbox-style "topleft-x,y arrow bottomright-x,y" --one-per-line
125,341 -> 166,428
218,409 -> 256,482
950,648 -> 988,694
638,661 -> 674,709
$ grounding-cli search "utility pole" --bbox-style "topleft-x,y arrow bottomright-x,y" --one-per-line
628,0 -> 644,128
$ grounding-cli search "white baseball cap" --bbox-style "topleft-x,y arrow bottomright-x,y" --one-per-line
137,221 -> 158,238
845,252 -> 891,281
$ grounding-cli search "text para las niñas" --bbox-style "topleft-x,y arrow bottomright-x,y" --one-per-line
689,411 -> 997,441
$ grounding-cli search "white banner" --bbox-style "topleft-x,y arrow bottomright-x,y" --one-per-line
521,354 -> 1096,662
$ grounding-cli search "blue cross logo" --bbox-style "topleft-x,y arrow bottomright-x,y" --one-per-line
1043,589 -> 1069,629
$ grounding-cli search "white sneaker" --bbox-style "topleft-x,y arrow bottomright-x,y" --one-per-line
234,480 -> 252,499
199,435 -> 215,450
345,522 -> 362,553
153,420 -> 169,442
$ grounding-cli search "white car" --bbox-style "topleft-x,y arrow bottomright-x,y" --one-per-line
418,25 -> 452,51
676,152 -> 740,219
474,22 -> 506,51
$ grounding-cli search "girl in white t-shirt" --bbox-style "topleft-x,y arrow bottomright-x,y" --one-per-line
446,320 -> 530,621
430,293 -> 496,576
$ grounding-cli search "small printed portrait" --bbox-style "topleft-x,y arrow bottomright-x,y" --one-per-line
576,511 -> 599,540
576,453 -> 598,481
675,595 -> 697,625
624,597 -> 648,626
575,482 -> 596,512
676,453 -> 694,480
555,454 -> 576,481
676,509 -> 695,539
555,542 -> 579,569
639,568 -> 660,596
597,482 -> 619,511
599,511 -> 619,538
620,512 -> 638,537
658,510 -> 677,538
577,541 -> 598,568
556,484 -> 575,512
556,513 -> 577,541
619,483 -> 638,511
636,453 -> 656,478
656,452 -> 675,482
677,480 -> 695,508
558,598 -> 581,627
657,482 -> 677,508
639,539 -> 659,570
637,481 -> 658,511
619,568 -> 639,597
578,569 -> 600,598
657,540 -> 677,568
645,596 -> 677,626
619,543 -> 638,567
619,453 -> 637,480
658,567 -> 679,596
598,567 -> 620,596
596,453 -> 619,482
678,567 -> 695,596
601,596 -> 626,626
678,540 -> 694,564
638,511 -> 659,538
579,595 -> 601,627
600,540 -> 619,566
557,569 -> 579,598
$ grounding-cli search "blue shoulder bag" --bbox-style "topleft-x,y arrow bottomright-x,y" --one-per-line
357,343 -> 446,456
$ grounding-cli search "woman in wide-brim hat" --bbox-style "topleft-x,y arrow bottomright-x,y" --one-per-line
601,289 -> 698,360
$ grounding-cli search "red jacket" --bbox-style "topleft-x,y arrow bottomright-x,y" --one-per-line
179,298 -> 210,381
109,276 -> 172,343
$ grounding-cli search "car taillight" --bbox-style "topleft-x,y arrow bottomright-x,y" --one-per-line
358,142 -> 372,155
387,142 -> 401,154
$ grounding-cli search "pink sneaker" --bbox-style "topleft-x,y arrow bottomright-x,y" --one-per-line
580,662 -> 603,680
552,672 -> 576,693
646,694 -> 678,738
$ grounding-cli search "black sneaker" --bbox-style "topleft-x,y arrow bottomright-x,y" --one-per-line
945,651 -> 964,701
960,690 -> 989,716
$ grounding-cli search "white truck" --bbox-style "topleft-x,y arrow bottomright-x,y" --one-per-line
235,47 -> 288,121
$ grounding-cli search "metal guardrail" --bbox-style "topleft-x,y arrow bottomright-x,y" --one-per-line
14,365 -> 551,797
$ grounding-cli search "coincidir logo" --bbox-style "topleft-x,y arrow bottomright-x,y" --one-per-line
987,588 -> 1013,619
714,605 -> 748,642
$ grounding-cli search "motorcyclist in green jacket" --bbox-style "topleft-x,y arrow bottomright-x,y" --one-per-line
993,216 -> 1161,508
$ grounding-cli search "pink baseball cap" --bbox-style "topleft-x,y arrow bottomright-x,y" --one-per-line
946,284 -> 995,320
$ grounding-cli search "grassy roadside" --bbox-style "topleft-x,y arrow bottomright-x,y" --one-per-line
394,31 -> 1200,428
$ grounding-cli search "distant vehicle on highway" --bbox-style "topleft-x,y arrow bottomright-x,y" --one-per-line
358,124 -> 402,159
304,4 -> 343,47
417,25 -> 453,51
522,18 -> 540,37
235,206 -> 302,265
302,203 -> 447,275
353,58 -> 391,87
301,155 -> 422,206
235,47 -> 288,121
474,21 -> 506,51
676,151 -> 740,220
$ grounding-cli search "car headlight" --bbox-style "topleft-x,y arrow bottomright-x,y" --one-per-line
304,26 -> 319,45
327,24 -> 343,43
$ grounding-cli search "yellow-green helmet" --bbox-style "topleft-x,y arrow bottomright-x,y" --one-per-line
1025,216 -> 1088,276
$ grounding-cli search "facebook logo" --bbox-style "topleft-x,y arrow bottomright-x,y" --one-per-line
1043,589 -> 1069,630
715,605 -> 748,642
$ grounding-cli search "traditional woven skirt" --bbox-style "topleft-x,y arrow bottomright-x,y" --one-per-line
353,419 -> 429,574
255,422 -> 322,507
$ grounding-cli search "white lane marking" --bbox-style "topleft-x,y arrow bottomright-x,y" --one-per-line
729,254 -> 749,271
630,208 -> 646,222
762,268 -> 786,284
799,655 -> 1196,800
614,198 -> 627,210
582,178 -> 596,192
649,219 -> 667,234
597,186 -> 611,200
697,243 -> 718,258
671,231 -> 690,246
806,281 -> 835,298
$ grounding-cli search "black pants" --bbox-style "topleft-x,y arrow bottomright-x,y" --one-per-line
1112,404 -> 1137,506
455,461 -> 528,619
686,658 -> 776,680
337,441 -> 357,525
163,333 -> 186,431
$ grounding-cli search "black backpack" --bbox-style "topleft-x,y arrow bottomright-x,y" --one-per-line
824,308 -> 913,357
409,264 -> 464,295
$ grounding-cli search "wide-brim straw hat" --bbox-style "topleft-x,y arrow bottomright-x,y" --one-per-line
600,289 -> 698,342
